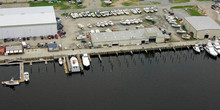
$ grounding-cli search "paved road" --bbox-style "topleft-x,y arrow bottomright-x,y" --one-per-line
0,39 -> 210,62
56,1 -> 213,14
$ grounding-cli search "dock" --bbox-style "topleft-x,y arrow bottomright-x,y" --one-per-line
77,54 -> 84,72
2,62 -> 25,85
66,56 -> 71,72
63,57 -> 69,74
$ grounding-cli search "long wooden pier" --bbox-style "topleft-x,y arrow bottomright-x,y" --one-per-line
63,56 -> 69,74
77,54 -> 84,72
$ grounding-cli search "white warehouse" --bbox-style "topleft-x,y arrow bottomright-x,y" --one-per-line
0,6 -> 57,39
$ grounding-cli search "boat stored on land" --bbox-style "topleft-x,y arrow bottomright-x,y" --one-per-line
70,56 -> 80,72
82,54 -> 90,67
204,42 -> 218,57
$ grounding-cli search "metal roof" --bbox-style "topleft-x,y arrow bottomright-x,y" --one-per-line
91,27 -> 165,43
0,6 -> 56,27
185,16 -> 220,31
91,29 -> 147,43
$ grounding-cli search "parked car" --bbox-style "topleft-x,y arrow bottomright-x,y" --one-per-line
27,37 -> 30,40
57,23 -> 63,30
48,35 -> 51,39
55,34 -> 58,39
22,37 -> 26,41
56,17 -> 61,23
4,39 -> 7,42
51,35 -> 54,39
33,36 -> 37,41
40,36 -> 44,40
37,43 -> 41,48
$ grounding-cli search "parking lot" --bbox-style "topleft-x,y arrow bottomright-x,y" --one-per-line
0,6 -> 188,50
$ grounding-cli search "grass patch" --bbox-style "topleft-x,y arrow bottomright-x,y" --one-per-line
171,5 -> 203,16
170,0 -> 190,3
122,0 -> 160,6
101,0 -> 118,7
122,2 -> 133,6
29,0 -> 86,10
61,13 -> 69,16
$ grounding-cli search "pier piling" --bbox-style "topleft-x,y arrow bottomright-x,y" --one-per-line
98,54 -> 102,62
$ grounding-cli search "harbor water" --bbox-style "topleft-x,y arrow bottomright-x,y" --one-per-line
0,49 -> 220,110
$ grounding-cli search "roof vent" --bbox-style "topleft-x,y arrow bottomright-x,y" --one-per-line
21,13 -> 25,15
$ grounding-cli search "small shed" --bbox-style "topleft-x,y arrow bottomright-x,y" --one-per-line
5,45 -> 23,55
48,43 -> 59,52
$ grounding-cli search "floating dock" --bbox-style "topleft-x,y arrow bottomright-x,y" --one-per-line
2,62 -> 25,85
77,54 -> 84,72
63,56 -> 69,74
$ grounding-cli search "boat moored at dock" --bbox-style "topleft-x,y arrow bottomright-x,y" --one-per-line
204,42 -> 218,57
69,56 -> 80,72
58,57 -> 63,65
193,44 -> 200,53
213,40 -> 220,54
24,72 -> 30,82
82,54 -> 90,67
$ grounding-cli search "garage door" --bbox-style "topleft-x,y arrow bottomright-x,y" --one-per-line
149,36 -> 156,42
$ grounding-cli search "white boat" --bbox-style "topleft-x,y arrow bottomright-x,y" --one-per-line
23,72 -> 30,82
82,54 -> 90,67
177,30 -> 187,34
213,39 -> 220,54
70,56 -> 80,72
58,57 -> 63,65
145,16 -> 153,21
204,42 -> 218,57
193,44 -> 201,53
171,24 -> 181,28
4,78 -> 19,86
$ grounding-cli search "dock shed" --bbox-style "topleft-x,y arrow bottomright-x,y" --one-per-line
183,16 -> 220,39
91,27 -> 166,47
0,6 -> 57,39
5,45 -> 24,55
48,43 -> 59,52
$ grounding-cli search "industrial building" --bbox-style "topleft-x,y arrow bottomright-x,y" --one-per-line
0,6 -> 57,39
91,27 -> 166,47
183,16 -> 220,39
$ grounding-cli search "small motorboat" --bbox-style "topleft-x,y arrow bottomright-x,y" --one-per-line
58,57 -> 63,65
23,72 -> 30,82
204,42 -> 218,57
193,44 -> 200,53
4,77 -> 19,86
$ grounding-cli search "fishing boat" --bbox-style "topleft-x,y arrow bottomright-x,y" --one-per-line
58,57 -> 63,65
4,77 -> 19,86
213,39 -> 220,54
70,56 -> 80,72
204,42 -> 218,57
23,72 -> 30,82
82,54 -> 90,67
193,44 -> 201,53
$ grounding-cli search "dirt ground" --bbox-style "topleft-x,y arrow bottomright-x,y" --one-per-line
198,4 -> 220,24
0,3 -> 29,8
112,0 -> 130,7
